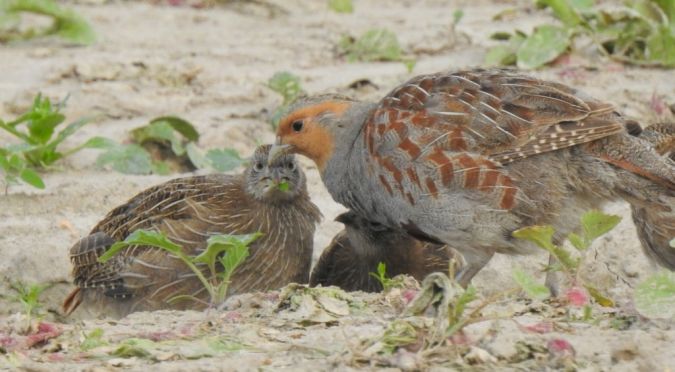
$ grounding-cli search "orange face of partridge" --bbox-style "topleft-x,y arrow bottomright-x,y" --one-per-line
275,101 -> 352,171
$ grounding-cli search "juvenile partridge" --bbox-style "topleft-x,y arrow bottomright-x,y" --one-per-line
629,122 -> 675,269
310,211 -> 459,292
270,69 -> 675,289
63,145 -> 321,317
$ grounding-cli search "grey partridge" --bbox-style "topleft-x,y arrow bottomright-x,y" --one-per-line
310,211 -> 459,292
270,68 -> 675,290
63,145 -> 321,317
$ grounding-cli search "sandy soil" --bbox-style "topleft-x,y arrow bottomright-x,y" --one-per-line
0,0 -> 673,370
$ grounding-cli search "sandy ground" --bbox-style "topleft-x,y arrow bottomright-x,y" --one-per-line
0,0 -> 674,370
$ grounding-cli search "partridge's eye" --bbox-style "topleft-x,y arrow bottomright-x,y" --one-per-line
291,120 -> 304,132
254,162 -> 264,171
287,162 -> 296,171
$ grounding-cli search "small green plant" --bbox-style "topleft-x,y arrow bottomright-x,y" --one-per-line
99,229 -> 259,307
96,116 -> 244,175
267,71 -> 305,128
80,328 -> 107,351
9,281 -> 49,330
634,271 -> 675,319
369,262 -> 395,291
512,210 -> 620,306
0,0 -> 95,44
486,0 -> 675,68
328,0 -> 353,13
0,94 -> 105,190
338,28 -> 416,72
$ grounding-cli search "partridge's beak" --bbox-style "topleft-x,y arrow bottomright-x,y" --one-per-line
267,138 -> 293,165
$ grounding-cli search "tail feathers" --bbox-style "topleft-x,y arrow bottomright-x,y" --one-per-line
62,288 -> 82,316
627,122 -> 675,270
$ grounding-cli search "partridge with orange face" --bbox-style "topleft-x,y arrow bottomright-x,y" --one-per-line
271,69 -> 675,288
63,145 -> 321,317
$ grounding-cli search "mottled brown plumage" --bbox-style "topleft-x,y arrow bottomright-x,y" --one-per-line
310,211 -> 459,292
272,68 -> 674,291
63,145 -> 321,317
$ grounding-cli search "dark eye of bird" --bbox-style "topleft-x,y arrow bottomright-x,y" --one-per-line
291,120 -> 303,132
287,162 -> 296,171
254,162 -> 264,171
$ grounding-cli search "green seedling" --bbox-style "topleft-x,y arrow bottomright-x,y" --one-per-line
267,71 -> 305,128
512,209 -> 620,307
328,0 -> 353,13
9,281 -> 49,331
99,229 -> 259,308
0,94 -> 106,190
339,28 -> 416,72
80,328 -> 107,351
0,0 -> 95,44
634,271 -> 675,319
369,262 -> 395,291
486,0 -> 675,68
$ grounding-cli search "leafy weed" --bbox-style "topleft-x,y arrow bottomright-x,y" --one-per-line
0,0 -> 95,44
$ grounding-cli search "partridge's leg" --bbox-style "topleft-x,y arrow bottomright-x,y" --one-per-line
454,249 -> 495,288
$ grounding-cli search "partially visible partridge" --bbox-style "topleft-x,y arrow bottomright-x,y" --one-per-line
310,211 -> 459,292
270,69 -> 675,289
630,122 -> 675,269
63,145 -> 321,317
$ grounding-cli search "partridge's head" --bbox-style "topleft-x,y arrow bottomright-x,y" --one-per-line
271,95 -> 369,171
335,211 -> 403,258
245,144 -> 306,203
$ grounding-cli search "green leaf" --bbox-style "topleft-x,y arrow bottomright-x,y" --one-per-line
19,168 -> 44,189
568,232 -> 587,251
111,338 -> 155,358
205,148 -> 245,172
646,25 -> 675,67
584,284 -> 614,307
219,244 -> 250,276
339,28 -> 403,62
27,111 -> 65,144
453,9 -> 464,25
81,136 -> 116,149
149,116 -> 199,142
517,25 -> 570,69
512,225 -> 557,251
277,180 -> 289,192
151,161 -> 171,175
634,271 -> 675,319
131,121 -> 185,156
6,0 -> 96,44
538,0 -> 583,27
580,210 -> 621,242
328,0 -> 353,13
186,143 -> 211,169
81,328 -> 106,351
512,267 -> 550,300
99,229 -> 183,263
485,45 -> 517,66
96,144 -> 153,175
267,71 -> 304,105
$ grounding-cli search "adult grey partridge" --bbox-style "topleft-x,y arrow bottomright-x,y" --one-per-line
310,211 -> 459,292
63,145 -> 321,317
270,69 -> 675,290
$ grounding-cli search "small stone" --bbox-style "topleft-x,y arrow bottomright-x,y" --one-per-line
464,346 -> 497,364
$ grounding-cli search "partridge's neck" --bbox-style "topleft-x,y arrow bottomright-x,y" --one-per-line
321,102 -> 377,214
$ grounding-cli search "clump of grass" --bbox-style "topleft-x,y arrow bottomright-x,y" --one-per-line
338,28 -> 416,72
0,94 -> 106,191
267,71 -> 305,129
0,0 -> 95,44
369,262 -> 395,291
486,0 -> 675,68
512,210 -> 621,308
98,229 -> 259,308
